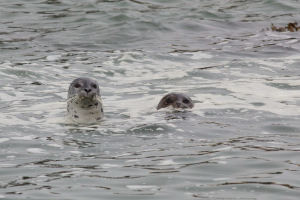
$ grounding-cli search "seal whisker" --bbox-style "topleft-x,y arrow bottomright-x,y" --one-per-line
66,96 -> 79,103
95,97 -> 103,105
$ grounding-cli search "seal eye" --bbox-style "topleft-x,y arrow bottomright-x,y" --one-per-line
74,83 -> 81,88
166,98 -> 173,104
92,84 -> 97,89
183,99 -> 190,104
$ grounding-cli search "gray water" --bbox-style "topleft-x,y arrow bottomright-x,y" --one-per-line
1,0 -> 300,199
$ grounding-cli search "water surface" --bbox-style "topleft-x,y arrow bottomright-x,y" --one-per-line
1,0 -> 300,199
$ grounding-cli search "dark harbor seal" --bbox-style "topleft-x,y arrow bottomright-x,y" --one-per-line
157,93 -> 194,110
67,77 -> 104,123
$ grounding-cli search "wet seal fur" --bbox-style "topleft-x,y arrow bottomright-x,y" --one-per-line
67,77 -> 104,123
157,93 -> 194,110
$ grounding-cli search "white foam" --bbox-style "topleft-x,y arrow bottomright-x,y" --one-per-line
2,50 -> 300,137
0,138 -> 9,143
213,147 -> 232,152
126,185 -> 158,190
100,164 -> 121,169
193,76 -> 300,116
261,131 -> 271,135
47,144 -> 63,148
27,148 -> 48,154
46,55 -> 62,61
167,123 -> 177,128
157,159 -> 177,166
11,135 -> 36,140
211,156 -> 232,160
183,52 -> 213,59
6,155 -> 16,158
213,178 -> 231,181
70,151 -> 82,154
125,159 -> 140,163
0,164 -> 17,168
285,39 -> 298,44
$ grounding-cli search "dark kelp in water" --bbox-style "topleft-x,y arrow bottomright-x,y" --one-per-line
269,22 -> 300,32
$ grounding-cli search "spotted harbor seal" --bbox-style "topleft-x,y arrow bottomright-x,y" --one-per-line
67,77 -> 104,123
157,93 -> 194,110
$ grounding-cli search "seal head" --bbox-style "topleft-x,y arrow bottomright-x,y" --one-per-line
67,77 -> 104,123
157,93 -> 194,110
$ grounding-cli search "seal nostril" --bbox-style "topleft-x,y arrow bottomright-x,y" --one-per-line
176,102 -> 181,107
84,89 -> 92,93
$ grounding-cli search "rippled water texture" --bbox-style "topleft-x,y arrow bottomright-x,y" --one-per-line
1,0 -> 300,199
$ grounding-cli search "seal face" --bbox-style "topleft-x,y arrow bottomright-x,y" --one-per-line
157,93 -> 194,110
67,77 -> 104,123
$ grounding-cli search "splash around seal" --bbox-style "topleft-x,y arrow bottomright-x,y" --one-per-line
66,77 -> 104,123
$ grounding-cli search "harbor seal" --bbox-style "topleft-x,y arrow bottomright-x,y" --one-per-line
67,77 -> 104,123
157,93 -> 194,110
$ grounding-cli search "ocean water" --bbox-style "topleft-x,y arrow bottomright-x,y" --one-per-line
1,0 -> 300,199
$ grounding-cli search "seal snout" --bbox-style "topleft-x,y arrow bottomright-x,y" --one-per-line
176,102 -> 181,108
81,87 -> 95,98
175,101 -> 188,109
78,89 -> 96,99
84,88 -> 92,94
